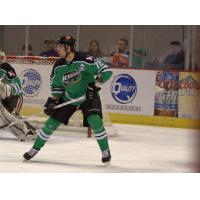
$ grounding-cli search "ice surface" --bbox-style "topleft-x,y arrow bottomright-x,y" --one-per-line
0,124 -> 199,172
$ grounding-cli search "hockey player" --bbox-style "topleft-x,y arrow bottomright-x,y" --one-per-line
0,50 -> 36,141
23,35 -> 112,164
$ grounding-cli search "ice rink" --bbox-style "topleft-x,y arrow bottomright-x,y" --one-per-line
0,123 -> 199,172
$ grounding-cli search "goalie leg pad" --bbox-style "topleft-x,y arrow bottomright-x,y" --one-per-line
1,96 -> 23,113
0,100 -> 36,140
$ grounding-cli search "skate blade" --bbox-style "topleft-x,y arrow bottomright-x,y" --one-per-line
103,161 -> 111,167
23,158 -> 30,162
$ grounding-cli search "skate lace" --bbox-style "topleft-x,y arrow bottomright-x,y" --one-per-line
102,149 -> 109,158
28,148 -> 38,156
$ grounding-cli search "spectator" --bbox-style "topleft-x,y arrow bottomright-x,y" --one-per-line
87,40 -> 104,58
132,48 -> 146,68
39,39 -> 59,57
160,41 -> 185,69
110,38 -> 129,68
110,38 -> 129,56
21,44 -> 33,56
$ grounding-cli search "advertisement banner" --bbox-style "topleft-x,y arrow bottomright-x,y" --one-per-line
154,71 -> 179,117
13,63 -> 156,117
179,72 -> 200,119
13,63 -> 52,107
100,69 -> 156,116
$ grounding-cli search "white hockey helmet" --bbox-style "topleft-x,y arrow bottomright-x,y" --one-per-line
0,50 -> 6,64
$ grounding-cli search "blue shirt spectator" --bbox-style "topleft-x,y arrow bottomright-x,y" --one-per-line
160,41 -> 185,69
39,39 -> 59,57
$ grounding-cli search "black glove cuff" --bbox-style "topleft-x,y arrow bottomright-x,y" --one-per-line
44,97 -> 60,108
88,82 -> 101,92
44,97 -> 60,116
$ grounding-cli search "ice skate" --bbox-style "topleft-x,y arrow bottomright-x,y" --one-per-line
23,148 -> 39,160
102,149 -> 111,166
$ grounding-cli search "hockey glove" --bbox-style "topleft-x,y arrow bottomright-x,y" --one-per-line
44,97 -> 60,116
86,82 -> 101,101
0,82 -> 12,99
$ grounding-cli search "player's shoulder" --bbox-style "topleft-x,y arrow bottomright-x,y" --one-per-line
52,58 -> 65,71
0,62 -> 17,78
53,58 -> 66,68
51,58 -> 66,77
74,51 -> 96,64
0,62 -> 15,72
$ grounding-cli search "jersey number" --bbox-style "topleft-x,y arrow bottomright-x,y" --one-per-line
95,60 -> 105,69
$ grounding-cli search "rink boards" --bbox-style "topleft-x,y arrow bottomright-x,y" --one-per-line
20,106 -> 200,129
6,57 -> 200,129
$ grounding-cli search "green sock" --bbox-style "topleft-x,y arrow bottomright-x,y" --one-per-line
87,114 -> 109,151
33,117 -> 61,150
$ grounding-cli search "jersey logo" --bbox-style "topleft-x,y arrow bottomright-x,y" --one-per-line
63,70 -> 80,86
86,55 -> 94,61
8,70 -> 16,78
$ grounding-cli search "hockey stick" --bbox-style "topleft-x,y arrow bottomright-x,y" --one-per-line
53,95 -> 86,109
22,95 -> 86,121
24,95 -> 86,121
0,95 -> 86,129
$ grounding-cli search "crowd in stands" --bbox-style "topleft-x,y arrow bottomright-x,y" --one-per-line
2,36 -> 186,70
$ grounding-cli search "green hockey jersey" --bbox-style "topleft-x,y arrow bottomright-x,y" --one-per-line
0,63 -> 22,96
50,52 -> 112,105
